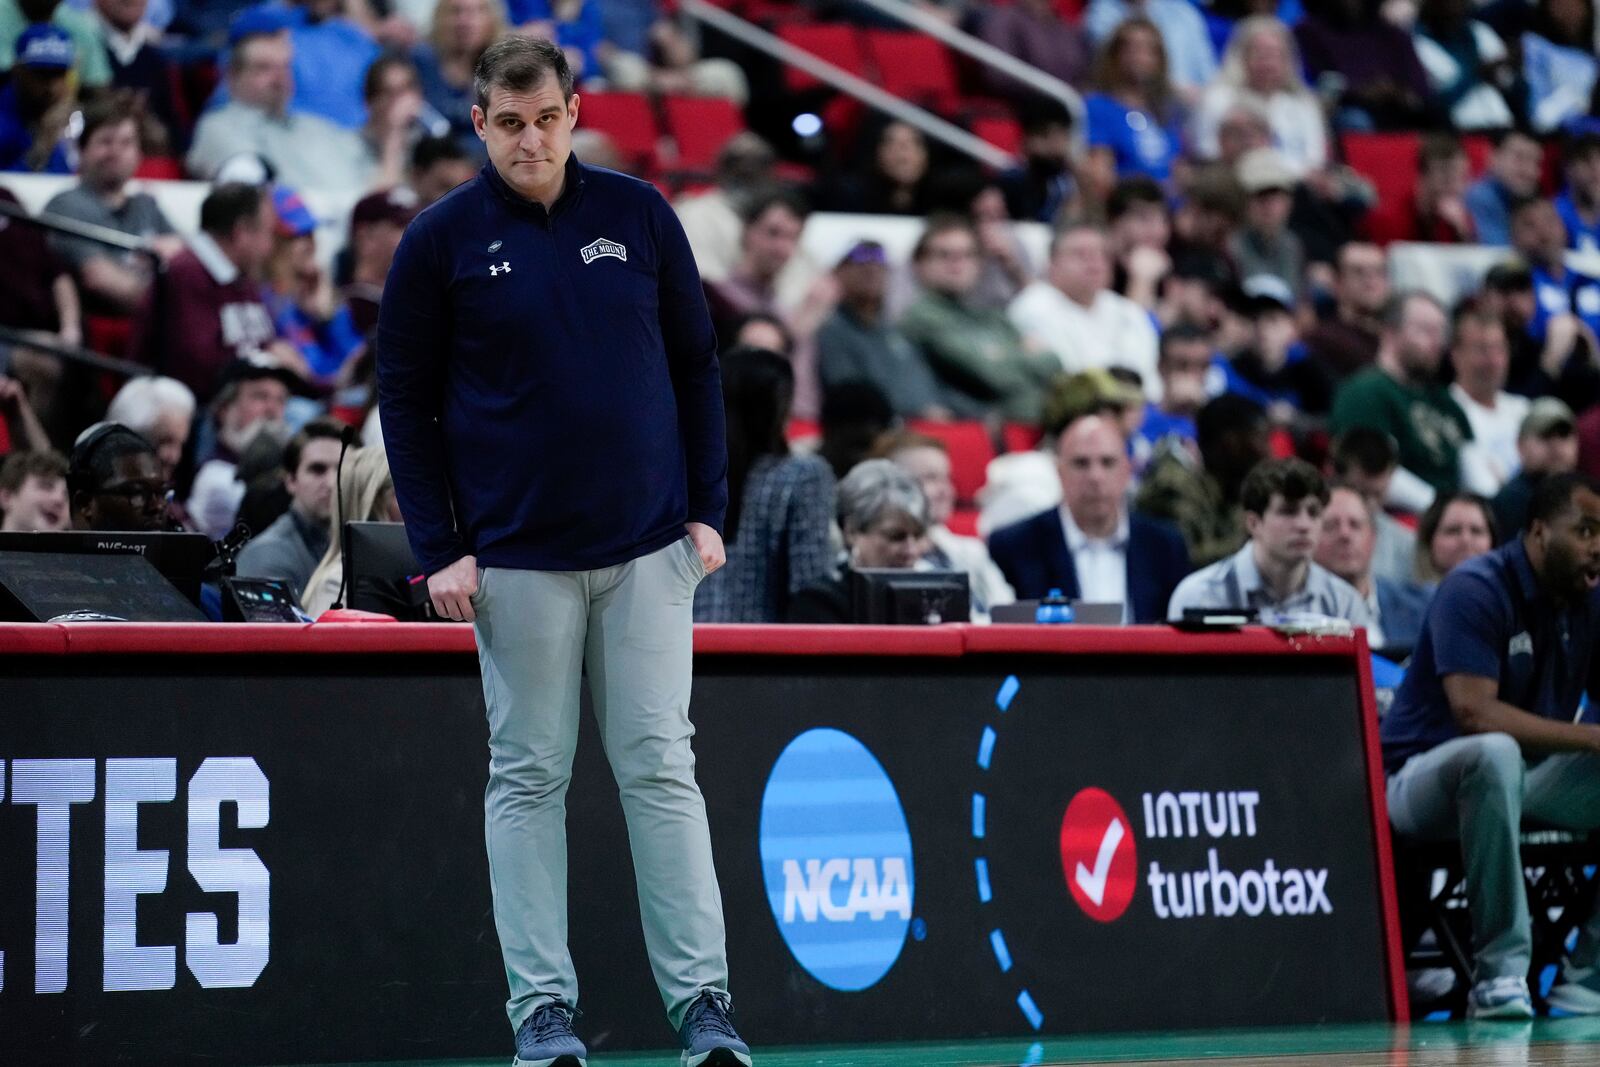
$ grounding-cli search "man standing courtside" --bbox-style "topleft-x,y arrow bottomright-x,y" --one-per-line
377,35 -> 750,1067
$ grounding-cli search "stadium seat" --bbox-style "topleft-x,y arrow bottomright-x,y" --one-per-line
863,31 -> 960,109
909,419 -> 996,505
662,96 -> 746,172
972,115 -> 1023,157
576,92 -> 659,171
1001,422 -> 1044,454
946,507 -> 981,537
777,24 -> 870,93
1340,132 -> 1418,222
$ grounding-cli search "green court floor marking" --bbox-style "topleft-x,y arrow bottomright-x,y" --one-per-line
275,1017 -> 1600,1067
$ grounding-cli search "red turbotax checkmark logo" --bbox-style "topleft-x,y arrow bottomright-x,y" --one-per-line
1060,787 -> 1138,922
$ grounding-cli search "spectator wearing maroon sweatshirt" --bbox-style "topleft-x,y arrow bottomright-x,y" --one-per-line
132,182 -> 305,403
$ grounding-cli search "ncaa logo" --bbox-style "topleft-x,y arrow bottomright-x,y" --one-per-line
759,729 -> 914,992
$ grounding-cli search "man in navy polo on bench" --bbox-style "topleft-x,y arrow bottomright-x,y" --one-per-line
1383,472 -> 1600,1018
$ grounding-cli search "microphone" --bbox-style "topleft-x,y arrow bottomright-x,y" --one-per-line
330,424 -> 361,611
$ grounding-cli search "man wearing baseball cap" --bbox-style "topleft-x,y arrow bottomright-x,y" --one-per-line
340,187 -> 419,336
816,239 -> 948,420
0,23 -> 75,172
1493,397 -> 1580,541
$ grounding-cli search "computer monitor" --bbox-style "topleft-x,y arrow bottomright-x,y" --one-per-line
0,550 -> 206,622
849,568 -> 970,625
342,521 -> 431,620
0,530 -> 213,605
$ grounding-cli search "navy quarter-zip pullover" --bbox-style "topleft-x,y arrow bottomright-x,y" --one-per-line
377,157 -> 728,575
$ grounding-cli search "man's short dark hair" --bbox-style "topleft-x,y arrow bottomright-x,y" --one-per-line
1159,321 -> 1211,363
67,424 -> 157,499
0,449 -> 68,494
79,90 -> 142,147
474,34 -> 573,113
1016,95 -> 1073,138
1330,427 -> 1399,477
732,311 -> 793,356
912,212 -> 978,260
1195,393 -> 1266,453
1527,471 -> 1600,530
411,133 -> 469,172
1107,176 -> 1165,222
1566,131 -> 1600,168
739,187 -> 808,228
199,182 -> 265,237
1240,457 -> 1329,517
282,417 -> 345,477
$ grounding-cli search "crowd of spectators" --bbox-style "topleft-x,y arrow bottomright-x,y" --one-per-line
0,0 -> 1595,639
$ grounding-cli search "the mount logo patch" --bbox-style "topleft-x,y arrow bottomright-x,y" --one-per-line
580,238 -> 627,265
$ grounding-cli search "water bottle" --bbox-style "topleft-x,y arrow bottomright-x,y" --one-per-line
1035,588 -> 1075,625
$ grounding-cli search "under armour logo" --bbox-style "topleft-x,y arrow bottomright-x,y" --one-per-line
489,261 -> 511,276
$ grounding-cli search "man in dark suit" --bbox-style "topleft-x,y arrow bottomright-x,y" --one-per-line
989,412 -> 1190,622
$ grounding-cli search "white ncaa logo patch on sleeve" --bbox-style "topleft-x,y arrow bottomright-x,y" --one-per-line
581,238 -> 627,265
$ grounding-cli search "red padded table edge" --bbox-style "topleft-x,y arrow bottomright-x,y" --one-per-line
0,623 -> 69,654
1352,628 -> 1410,1022
54,622 -> 478,655
961,624 -> 1360,656
2,624 -> 1367,659
693,624 -> 966,656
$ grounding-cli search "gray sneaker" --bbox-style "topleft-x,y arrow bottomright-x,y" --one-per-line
678,990 -> 752,1067
513,1003 -> 587,1067
1467,976 -> 1535,1020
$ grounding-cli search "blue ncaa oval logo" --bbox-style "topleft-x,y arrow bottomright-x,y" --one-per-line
487,240 -> 502,253
758,728 -> 914,992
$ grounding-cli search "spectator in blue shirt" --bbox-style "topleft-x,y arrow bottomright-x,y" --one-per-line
268,0 -> 380,128
1513,197 -> 1600,347
1085,0 -> 1218,99
506,0 -> 604,85
1382,472 -> 1600,1019
0,24 -> 76,172
1084,18 -> 1185,200
1556,132 -> 1600,255
1465,129 -> 1545,246
1133,322 -> 1211,471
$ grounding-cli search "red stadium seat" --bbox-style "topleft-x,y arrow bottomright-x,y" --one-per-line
864,31 -> 959,109
1001,422 -> 1043,453
1341,132 -> 1418,222
909,419 -> 996,504
946,507 -> 981,537
662,96 -> 746,172
777,24 -> 869,93
972,115 -> 1023,157
576,91 -> 659,170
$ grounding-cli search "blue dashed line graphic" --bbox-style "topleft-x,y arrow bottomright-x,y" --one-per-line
1017,990 -> 1044,1030
996,674 -> 1020,712
977,725 -> 997,769
975,675 -> 1045,1033
989,929 -> 1013,973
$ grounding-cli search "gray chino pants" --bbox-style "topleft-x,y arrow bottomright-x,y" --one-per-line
1387,732 -> 1600,983
471,536 -> 730,1032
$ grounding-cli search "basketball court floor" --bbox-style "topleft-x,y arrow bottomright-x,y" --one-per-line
280,1019 -> 1600,1067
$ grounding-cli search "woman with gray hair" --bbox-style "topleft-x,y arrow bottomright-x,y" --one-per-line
786,458 -> 930,623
